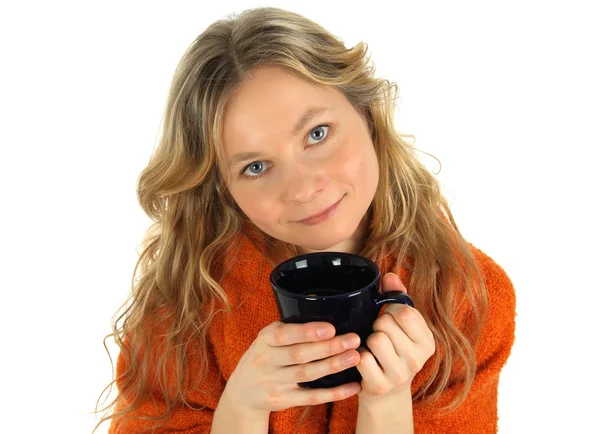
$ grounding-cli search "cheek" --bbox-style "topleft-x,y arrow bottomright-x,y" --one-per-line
332,139 -> 378,184
230,188 -> 278,224
365,145 -> 379,188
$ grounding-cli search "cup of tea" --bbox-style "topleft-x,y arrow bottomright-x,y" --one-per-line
269,251 -> 414,389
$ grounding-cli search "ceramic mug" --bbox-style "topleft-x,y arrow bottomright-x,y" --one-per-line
270,251 -> 414,388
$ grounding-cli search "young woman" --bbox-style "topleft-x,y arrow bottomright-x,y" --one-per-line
95,7 -> 516,434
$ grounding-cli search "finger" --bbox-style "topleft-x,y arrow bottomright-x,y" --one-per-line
356,346 -> 387,387
383,305 -> 429,344
381,272 -> 407,294
276,348 -> 360,384
289,382 -> 362,407
372,313 -> 413,357
365,331 -> 405,383
260,321 -> 336,347
271,332 -> 361,367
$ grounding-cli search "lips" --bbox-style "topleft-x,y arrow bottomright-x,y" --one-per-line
296,196 -> 344,224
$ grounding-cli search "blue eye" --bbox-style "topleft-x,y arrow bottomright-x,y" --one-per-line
243,161 -> 266,177
240,124 -> 332,180
307,125 -> 330,145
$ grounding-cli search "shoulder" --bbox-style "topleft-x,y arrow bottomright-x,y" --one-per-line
468,243 -> 516,316
469,244 -> 514,290
467,243 -> 517,367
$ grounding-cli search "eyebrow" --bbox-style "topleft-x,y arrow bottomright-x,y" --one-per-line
228,107 -> 330,169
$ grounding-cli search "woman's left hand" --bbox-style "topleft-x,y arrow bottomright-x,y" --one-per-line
356,272 -> 436,404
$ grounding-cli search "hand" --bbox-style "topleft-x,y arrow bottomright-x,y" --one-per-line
221,320 -> 362,417
356,273 -> 436,404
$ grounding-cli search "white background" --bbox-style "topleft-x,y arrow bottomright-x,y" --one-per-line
1,1 -> 598,433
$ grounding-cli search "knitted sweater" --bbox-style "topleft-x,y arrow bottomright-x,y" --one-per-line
109,230 -> 516,433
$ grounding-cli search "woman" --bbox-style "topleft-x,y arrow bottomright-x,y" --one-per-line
94,6 -> 516,434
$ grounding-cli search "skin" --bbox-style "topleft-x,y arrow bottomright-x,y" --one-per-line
213,65 -> 435,434
221,65 -> 378,255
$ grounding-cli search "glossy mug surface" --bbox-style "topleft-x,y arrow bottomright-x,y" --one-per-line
270,252 -> 414,388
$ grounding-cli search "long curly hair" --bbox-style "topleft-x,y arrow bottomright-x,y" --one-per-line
93,6 -> 488,433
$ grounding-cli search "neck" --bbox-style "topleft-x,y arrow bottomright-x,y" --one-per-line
297,208 -> 371,256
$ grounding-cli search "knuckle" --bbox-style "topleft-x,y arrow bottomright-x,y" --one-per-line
406,356 -> 422,373
257,328 -> 269,343
259,322 -> 278,337
400,307 -> 417,321
266,390 -> 281,409
327,338 -> 338,355
429,337 -> 437,356
367,332 -> 386,349
253,353 -> 270,368
377,313 -> 396,331
358,350 -> 373,366
272,328 -> 286,346
290,346 -> 307,364
426,345 -> 435,359
295,364 -> 312,382
331,355 -> 343,371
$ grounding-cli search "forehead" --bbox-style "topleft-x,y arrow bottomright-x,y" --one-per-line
221,66 -> 345,155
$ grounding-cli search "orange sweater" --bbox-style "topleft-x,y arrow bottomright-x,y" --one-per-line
109,232 -> 516,433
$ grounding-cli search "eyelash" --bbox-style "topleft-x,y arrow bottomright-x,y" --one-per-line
240,124 -> 333,180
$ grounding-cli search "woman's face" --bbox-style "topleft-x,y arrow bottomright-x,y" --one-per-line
221,65 -> 379,254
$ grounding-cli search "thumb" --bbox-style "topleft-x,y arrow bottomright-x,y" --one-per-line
381,272 -> 408,294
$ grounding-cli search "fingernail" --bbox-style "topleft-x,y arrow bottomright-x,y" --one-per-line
343,335 -> 358,349
342,352 -> 357,366
317,327 -> 331,338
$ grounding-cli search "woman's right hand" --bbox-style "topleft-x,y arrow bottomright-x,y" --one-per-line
220,320 -> 362,416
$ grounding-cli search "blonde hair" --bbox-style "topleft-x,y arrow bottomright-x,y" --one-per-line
93,6 -> 488,433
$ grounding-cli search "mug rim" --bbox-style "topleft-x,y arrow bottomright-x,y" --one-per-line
269,251 -> 380,300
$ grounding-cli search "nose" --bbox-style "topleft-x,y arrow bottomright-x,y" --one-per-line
283,163 -> 327,203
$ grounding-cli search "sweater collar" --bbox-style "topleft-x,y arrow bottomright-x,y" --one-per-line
238,220 -> 412,293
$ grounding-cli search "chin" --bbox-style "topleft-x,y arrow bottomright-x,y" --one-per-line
291,232 -> 351,253
297,242 -> 340,253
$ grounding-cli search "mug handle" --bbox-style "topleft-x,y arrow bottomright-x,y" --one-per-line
374,291 -> 414,316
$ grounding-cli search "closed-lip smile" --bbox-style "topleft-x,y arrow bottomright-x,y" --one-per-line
296,196 -> 344,225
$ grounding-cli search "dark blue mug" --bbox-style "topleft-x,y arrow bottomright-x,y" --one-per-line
270,251 -> 414,389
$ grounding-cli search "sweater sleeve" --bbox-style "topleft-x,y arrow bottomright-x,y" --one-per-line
108,327 -> 226,434
411,245 -> 517,433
